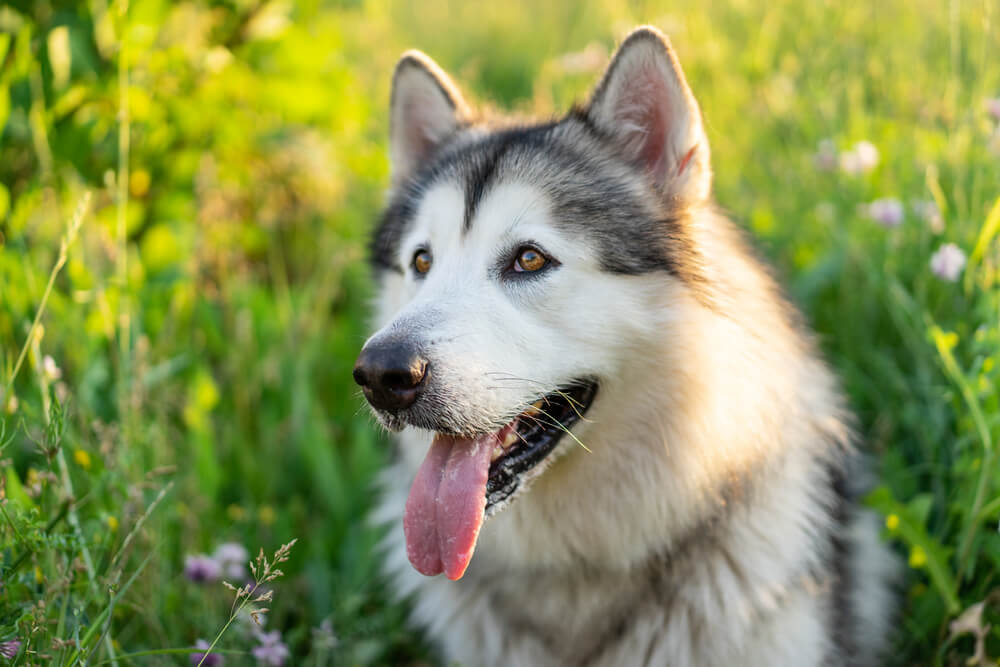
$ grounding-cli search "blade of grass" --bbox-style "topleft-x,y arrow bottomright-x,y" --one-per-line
928,324 -> 995,584
964,194 -> 1000,291
4,191 -> 91,390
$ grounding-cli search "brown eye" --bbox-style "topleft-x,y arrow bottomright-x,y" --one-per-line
514,247 -> 547,273
413,249 -> 432,275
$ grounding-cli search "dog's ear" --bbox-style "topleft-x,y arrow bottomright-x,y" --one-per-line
390,51 -> 469,186
585,26 -> 711,204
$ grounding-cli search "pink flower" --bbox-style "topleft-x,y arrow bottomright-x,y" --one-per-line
930,243 -> 966,282
0,640 -> 22,660
862,198 -> 904,227
840,140 -> 879,174
985,97 -> 1000,121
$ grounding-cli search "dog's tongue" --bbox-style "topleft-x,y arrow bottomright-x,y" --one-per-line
404,429 -> 502,580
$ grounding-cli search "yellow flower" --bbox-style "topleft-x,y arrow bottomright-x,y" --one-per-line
73,449 -> 92,470
227,504 -> 246,521
984,357 -> 995,373
259,505 -> 276,526
939,331 -> 959,352
129,169 -> 151,198
885,514 -> 899,532
106,516 -> 119,531
34,565 -> 44,583
908,546 -> 927,569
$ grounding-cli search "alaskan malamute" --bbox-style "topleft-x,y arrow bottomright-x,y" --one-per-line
355,25 -> 897,666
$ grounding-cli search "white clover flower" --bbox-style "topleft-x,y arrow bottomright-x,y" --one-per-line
930,243 -> 966,282
840,140 -> 879,175
213,542 -> 250,580
862,197 -> 904,227
42,355 -> 62,381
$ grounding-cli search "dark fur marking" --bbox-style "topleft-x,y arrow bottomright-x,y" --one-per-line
369,115 -> 713,291
461,124 -> 559,232
826,462 -> 856,666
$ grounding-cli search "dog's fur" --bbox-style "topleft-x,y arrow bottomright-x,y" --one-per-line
363,26 -> 897,666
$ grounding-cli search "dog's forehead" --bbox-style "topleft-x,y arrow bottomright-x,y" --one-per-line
372,119 -> 692,277
410,179 -> 554,248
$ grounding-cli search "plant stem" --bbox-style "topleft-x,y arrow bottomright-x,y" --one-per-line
5,193 -> 91,391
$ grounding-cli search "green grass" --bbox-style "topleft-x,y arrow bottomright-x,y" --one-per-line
1,0 -> 998,664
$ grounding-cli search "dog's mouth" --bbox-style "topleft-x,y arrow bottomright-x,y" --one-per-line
403,380 -> 598,581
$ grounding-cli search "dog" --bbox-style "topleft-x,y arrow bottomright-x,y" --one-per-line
355,25 -> 897,666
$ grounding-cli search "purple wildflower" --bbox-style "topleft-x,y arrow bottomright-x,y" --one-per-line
190,639 -> 223,666
252,631 -> 290,666
930,243 -> 966,282
862,197 -> 904,227
840,140 -> 879,175
213,542 -> 249,580
0,640 -> 22,660
184,554 -> 222,583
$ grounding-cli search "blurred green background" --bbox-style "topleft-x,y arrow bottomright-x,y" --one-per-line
1,0 -> 998,664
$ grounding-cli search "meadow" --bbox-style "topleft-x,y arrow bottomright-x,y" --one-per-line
1,0 -> 999,664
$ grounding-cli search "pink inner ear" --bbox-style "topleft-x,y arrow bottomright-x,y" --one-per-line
402,96 -> 438,164
615,62 -> 671,184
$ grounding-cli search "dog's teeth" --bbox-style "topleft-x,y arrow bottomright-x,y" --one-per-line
491,446 -> 505,461
503,429 -> 519,449
524,400 -> 544,417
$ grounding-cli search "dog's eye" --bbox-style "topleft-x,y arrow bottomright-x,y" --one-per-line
514,247 -> 548,273
412,249 -> 433,275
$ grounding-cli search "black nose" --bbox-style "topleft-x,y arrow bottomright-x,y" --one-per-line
353,338 -> 428,412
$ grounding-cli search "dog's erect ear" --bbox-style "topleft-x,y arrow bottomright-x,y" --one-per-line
585,26 -> 711,204
390,51 -> 469,186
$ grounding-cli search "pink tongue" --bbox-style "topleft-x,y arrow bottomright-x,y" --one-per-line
403,430 -> 501,580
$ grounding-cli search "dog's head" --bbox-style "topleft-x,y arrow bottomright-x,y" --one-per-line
355,27 -> 713,579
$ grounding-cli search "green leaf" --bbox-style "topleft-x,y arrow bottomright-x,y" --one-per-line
3,466 -> 34,509
867,485 -> 960,615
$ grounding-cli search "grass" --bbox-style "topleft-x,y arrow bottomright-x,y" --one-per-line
0,0 -> 998,664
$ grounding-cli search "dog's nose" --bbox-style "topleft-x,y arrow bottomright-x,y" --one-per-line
353,339 -> 428,412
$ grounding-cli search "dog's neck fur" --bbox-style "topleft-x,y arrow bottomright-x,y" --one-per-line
374,211 -> 864,665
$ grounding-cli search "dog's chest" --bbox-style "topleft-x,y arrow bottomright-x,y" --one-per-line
481,568 -> 662,664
